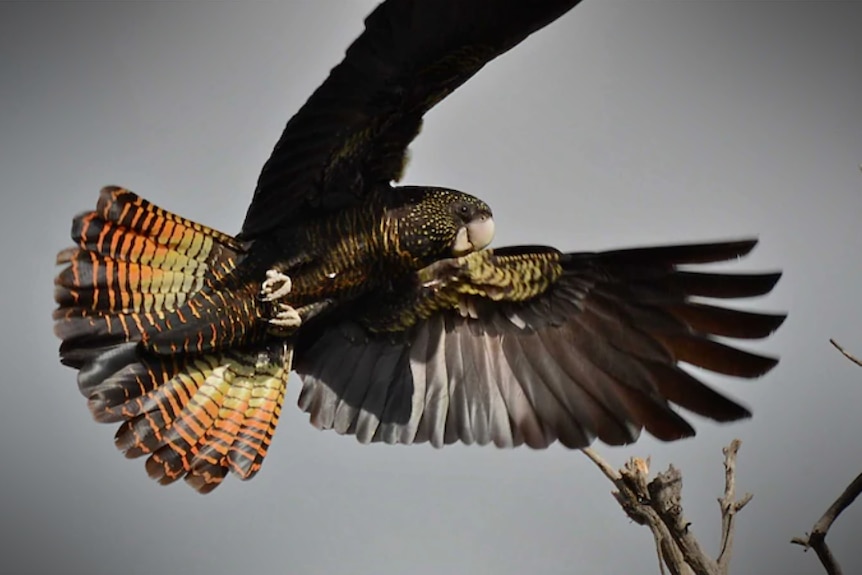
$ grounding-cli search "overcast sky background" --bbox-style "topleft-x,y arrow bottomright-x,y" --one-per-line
2,1 -> 861,574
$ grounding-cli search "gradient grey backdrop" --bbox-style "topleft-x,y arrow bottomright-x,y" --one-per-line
2,2 -> 861,574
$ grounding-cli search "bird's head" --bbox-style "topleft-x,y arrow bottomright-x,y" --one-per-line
384,186 -> 495,266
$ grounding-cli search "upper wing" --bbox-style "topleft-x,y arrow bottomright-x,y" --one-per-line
240,0 -> 582,238
293,240 -> 785,449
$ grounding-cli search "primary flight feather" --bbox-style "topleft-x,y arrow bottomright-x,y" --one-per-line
54,0 -> 785,493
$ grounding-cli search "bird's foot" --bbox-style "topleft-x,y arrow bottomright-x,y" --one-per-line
261,269 -> 293,302
261,268 -> 301,336
269,303 -> 302,329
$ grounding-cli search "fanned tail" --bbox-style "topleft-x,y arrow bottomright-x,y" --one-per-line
54,186 -> 257,359
100,345 -> 289,493
54,187 -> 287,492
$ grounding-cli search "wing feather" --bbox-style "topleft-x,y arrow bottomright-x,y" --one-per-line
418,318 -> 450,447
293,239 -> 785,450
241,0 -> 582,236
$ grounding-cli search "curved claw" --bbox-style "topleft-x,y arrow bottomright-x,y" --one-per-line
261,267 -> 302,336
270,304 -> 302,328
266,302 -> 302,337
261,269 -> 293,302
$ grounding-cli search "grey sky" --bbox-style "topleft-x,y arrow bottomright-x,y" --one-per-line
2,1 -> 861,573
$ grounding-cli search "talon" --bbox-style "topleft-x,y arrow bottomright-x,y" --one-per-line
261,269 -> 293,302
266,302 -> 302,336
261,268 -> 301,335
270,303 -> 302,328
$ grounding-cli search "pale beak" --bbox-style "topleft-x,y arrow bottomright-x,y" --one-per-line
451,213 -> 495,256
467,213 -> 495,250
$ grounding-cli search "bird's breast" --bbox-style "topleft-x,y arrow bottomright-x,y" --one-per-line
264,206 -> 403,307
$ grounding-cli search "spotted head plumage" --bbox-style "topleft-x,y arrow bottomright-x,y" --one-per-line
382,186 -> 495,266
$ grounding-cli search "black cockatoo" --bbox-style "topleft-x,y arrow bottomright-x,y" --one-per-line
53,0 -> 785,493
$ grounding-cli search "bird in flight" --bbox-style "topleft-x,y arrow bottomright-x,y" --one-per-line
54,0 -> 785,493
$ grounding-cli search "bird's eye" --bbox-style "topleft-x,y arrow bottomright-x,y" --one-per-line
459,204 -> 470,215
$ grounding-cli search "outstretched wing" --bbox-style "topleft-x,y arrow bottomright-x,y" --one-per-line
241,0 -> 582,237
293,240 -> 785,449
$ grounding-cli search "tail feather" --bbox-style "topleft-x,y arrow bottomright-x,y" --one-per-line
130,349 -> 288,494
55,187 -> 286,493
81,185 -> 242,259
54,186 -> 252,353
54,254 -> 206,313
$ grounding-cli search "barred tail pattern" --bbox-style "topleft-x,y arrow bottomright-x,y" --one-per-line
54,186 -> 255,358
54,187 -> 287,492
99,345 -> 289,493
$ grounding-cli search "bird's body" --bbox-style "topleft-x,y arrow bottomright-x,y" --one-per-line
54,0 -> 786,493
262,186 -> 495,309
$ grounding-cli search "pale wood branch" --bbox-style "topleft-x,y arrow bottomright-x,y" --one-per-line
647,465 -> 718,575
716,439 -> 753,572
582,441 -> 750,575
581,449 -> 693,575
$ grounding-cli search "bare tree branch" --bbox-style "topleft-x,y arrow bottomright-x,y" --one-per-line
581,449 -> 694,575
647,465 -> 718,575
580,447 -> 622,483
789,338 -> 862,574
790,471 -> 862,575
582,441 -> 750,575
716,439 -> 753,572
829,339 -> 862,368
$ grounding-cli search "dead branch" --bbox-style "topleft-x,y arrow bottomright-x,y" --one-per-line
829,339 -> 862,368
790,471 -> 862,575
789,339 -> 862,574
582,449 -> 693,575
582,440 -> 750,575
716,440 -> 753,572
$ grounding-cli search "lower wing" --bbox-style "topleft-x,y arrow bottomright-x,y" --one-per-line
293,240 -> 785,448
